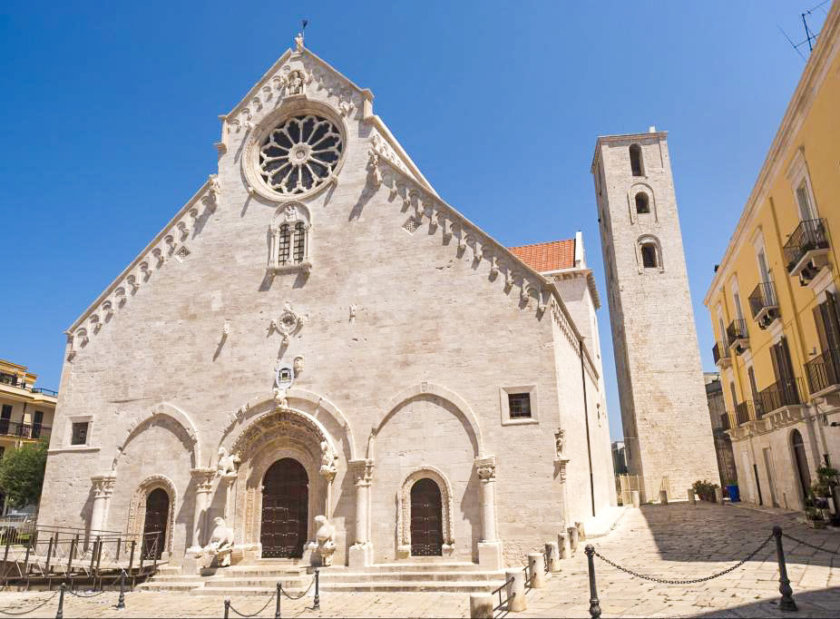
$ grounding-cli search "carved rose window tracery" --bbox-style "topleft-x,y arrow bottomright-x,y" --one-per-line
259,115 -> 343,196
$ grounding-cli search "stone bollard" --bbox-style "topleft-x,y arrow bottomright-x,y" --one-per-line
659,490 -> 668,504
469,592 -> 494,619
528,552 -> 546,588
631,490 -> 641,508
714,486 -> 723,504
557,533 -> 571,559
505,568 -> 527,612
575,521 -> 586,541
687,488 -> 696,504
568,526 -> 580,553
545,541 -> 561,572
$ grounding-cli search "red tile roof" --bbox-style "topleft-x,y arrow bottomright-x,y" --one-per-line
508,239 -> 576,273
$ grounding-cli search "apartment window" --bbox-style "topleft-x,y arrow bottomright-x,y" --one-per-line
508,393 -> 532,419
629,144 -> 644,177
795,180 -> 816,221
0,405 -> 11,435
71,422 -> 89,446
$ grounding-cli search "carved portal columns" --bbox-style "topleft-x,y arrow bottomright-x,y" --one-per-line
348,459 -> 374,568
189,468 -> 216,552
475,456 -> 503,569
89,474 -> 117,536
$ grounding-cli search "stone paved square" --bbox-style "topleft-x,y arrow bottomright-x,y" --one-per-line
2,503 -> 839,617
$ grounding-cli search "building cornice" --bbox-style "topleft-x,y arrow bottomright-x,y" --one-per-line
704,1 -> 840,305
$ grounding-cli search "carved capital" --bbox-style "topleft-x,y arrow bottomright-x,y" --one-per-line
191,467 -> 217,494
349,459 -> 374,486
91,474 -> 117,500
475,456 -> 496,482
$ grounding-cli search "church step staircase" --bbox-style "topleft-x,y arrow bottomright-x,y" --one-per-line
139,561 -> 507,594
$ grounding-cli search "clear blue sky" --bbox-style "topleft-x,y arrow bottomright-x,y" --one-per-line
0,1 -> 830,439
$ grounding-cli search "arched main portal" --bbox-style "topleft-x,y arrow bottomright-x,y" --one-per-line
261,458 -> 309,558
791,430 -> 811,505
410,478 -> 443,557
142,488 -> 169,560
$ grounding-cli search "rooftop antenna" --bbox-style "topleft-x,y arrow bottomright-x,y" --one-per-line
801,9 -> 817,52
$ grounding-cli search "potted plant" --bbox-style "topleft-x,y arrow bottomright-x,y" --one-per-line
805,504 -> 827,529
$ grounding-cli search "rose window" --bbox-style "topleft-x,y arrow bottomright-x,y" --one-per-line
258,115 -> 343,195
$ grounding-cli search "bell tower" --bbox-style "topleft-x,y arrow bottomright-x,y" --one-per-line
591,129 -> 718,502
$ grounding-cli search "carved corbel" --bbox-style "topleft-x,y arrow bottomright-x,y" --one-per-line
520,280 -> 531,304
101,300 -> 113,320
504,268 -> 515,291
126,275 -> 139,293
368,151 -> 382,188
177,221 -> 189,240
489,254 -> 499,277
152,248 -> 164,267
139,262 -> 151,281
90,314 -> 101,333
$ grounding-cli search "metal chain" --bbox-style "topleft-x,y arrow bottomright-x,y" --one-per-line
0,591 -> 59,616
593,533 -> 774,585
228,592 -> 276,618
782,532 -> 840,555
280,575 -> 316,600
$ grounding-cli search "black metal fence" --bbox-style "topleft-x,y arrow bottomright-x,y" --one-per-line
748,281 -> 778,319
757,377 -> 804,416
805,348 -> 840,395
783,218 -> 829,272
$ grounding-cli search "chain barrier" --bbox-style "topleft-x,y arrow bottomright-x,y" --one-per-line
0,591 -> 58,616
228,592 -> 277,618
592,532 -> 774,585
782,532 -> 840,555
279,574 -> 316,600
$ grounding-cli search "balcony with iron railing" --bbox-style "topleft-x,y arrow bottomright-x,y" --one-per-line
726,319 -> 750,355
805,348 -> 840,396
713,341 -> 732,368
0,420 -> 52,441
0,377 -> 58,398
783,218 -> 830,284
748,281 -> 780,329
757,377 -> 804,417
734,400 -> 759,426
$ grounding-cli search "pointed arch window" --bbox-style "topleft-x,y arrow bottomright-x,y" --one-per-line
269,203 -> 312,273
629,144 -> 644,177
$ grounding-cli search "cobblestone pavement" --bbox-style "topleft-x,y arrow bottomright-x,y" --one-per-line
0,503 -> 838,618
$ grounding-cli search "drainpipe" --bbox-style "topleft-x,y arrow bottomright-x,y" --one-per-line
579,338 -> 596,517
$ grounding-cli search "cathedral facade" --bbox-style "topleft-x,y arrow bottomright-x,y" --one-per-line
39,39 -> 614,571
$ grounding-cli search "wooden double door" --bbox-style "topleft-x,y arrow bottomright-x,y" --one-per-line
410,478 -> 443,556
261,458 -> 309,558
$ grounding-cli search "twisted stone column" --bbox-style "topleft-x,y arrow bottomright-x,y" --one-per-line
475,456 -> 503,569
188,468 -> 216,552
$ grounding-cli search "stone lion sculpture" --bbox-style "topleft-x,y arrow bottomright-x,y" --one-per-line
203,517 -> 234,567
312,515 -> 335,567
217,447 -> 240,477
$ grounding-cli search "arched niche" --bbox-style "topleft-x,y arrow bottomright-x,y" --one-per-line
220,388 -> 357,463
112,402 -> 201,470
369,383 -> 484,459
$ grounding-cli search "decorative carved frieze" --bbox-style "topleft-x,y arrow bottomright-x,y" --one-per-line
67,178 -> 217,359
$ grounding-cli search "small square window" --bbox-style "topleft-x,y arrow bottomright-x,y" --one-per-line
71,422 -> 89,446
508,393 -> 532,419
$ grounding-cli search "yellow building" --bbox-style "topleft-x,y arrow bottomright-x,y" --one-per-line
0,359 -> 57,510
704,1 -> 840,511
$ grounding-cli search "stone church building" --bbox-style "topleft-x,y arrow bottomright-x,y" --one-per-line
39,38 -> 614,571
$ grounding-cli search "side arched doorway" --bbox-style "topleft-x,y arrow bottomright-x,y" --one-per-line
791,430 -> 811,506
261,458 -> 308,558
410,478 -> 443,556
142,488 -> 169,560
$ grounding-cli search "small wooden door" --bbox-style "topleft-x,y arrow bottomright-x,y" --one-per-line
792,430 -> 812,506
142,488 -> 169,560
410,478 -> 443,556
261,458 -> 308,558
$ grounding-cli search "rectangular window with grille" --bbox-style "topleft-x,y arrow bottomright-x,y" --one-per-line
278,224 -> 291,266
71,422 -> 89,446
293,222 -> 305,264
508,393 -> 532,419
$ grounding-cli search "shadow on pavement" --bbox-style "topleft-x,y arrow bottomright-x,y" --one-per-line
690,585 -> 840,618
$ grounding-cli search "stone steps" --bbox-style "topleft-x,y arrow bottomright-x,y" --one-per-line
357,562 -> 486,572
319,570 -> 504,582
319,581 -> 504,593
